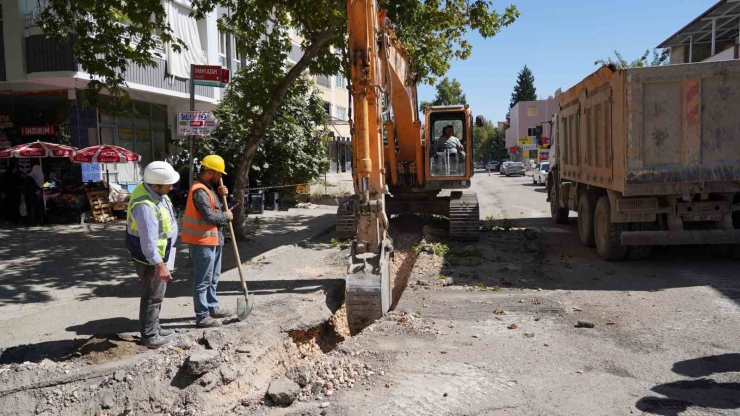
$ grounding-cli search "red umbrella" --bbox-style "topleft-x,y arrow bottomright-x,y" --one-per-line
71,145 -> 142,184
71,145 -> 141,164
0,141 -> 77,158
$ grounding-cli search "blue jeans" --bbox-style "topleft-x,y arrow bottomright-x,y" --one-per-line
190,244 -> 223,320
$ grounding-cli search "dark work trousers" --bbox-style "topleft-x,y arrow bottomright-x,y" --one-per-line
134,262 -> 167,339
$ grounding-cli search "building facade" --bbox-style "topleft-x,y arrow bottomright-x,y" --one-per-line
505,97 -> 558,162
288,31 -> 352,173
0,0 -> 225,185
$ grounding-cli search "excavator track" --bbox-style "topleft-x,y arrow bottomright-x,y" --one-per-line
449,192 -> 480,240
335,199 -> 357,240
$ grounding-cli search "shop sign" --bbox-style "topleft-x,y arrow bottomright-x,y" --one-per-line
118,128 -> 135,139
509,147 -> 517,154
517,136 -> 534,147
193,65 -> 230,88
0,136 -> 10,150
0,115 -> 12,129
20,126 -> 55,136
522,144 -> 537,151
538,149 -> 550,162
177,112 -> 219,136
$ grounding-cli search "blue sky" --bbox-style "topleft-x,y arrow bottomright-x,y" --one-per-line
417,0 -> 715,123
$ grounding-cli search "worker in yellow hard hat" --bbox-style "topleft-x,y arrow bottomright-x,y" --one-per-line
181,155 -> 234,327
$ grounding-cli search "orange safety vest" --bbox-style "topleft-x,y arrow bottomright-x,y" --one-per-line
181,181 -> 219,246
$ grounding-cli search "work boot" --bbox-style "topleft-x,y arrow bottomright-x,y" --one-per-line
210,307 -> 234,319
141,335 -> 170,349
159,328 -> 175,337
196,316 -> 223,328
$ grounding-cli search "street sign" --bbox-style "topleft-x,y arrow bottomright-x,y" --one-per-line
177,112 -> 219,136
192,65 -> 230,88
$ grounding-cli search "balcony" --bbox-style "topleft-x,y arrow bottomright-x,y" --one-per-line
24,35 -> 214,99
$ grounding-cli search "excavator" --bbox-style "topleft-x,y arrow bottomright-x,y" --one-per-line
342,0 -> 483,334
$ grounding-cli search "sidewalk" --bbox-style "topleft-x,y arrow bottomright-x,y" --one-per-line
0,205 -> 338,350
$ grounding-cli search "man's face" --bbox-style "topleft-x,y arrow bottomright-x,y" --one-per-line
202,170 -> 222,185
151,184 -> 174,196
443,127 -> 453,137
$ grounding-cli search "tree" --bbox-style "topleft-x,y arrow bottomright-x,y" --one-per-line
509,65 -> 537,109
420,77 -> 467,111
595,49 -> 669,69
38,0 -> 520,238
172,71 -> 330,190
473,120 -> 506,162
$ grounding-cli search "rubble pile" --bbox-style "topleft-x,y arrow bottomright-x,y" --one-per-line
292,353 -> 378,403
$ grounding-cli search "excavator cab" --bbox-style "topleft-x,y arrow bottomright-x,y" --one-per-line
424,105 -> 476,188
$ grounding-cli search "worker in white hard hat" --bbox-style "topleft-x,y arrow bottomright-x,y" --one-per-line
125,161 -> 180,349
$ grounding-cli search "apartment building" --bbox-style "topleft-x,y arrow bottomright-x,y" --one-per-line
288,32 -> 352,173
0,0 -> 227,185
505,97 -> 557,162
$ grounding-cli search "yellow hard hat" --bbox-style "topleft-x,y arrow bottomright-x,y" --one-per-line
200,155 -> 227,175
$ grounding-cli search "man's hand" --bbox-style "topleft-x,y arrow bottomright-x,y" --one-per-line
155,262 -> 172,282
225,211 -> 234,222
217,186 -> 229,196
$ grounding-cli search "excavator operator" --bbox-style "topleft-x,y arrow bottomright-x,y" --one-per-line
434,125 -> 464,175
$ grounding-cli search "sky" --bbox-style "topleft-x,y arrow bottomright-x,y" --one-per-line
417,0 -> 716,123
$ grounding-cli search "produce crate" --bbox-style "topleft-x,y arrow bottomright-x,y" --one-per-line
86,190 -> 116,223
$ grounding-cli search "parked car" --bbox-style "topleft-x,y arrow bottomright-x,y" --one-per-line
486,161 -> 500,171
475,162 -> 485,169
532,161 -> 549,185
501,161 -> 525,177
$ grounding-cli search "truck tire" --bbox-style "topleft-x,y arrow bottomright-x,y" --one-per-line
577,194 -> 596,247
594,196 -> 627,261
627,222 -> 655,260
550,184 -> 569,224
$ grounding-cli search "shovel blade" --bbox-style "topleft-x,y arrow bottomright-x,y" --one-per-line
237,293 -> 255,321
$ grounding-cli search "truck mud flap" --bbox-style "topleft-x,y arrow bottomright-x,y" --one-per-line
621,230 -> 740,246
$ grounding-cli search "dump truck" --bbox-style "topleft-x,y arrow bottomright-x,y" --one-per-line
547,61 -> 740,260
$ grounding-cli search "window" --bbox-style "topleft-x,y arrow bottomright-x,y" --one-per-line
289,42 -> 303,63
335,106 -> 347,121
316,75 -> 331,88
335,73 -> 346,89
527,106 -> 538,117
218,32 -> 227,68
322,101 -> 331,115
527,126 -> 543,138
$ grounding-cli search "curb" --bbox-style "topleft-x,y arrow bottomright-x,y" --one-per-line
247,224 -> 336,263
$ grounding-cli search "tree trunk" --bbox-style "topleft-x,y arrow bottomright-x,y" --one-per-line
232,26 -> 336,240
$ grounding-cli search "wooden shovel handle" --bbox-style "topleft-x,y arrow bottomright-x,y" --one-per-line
219,178 -> 247,292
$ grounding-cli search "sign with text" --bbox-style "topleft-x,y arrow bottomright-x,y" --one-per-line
538,149 -> 550,162
193,65 -> 230,88
517,136 -> 534,147
522,144 -> 538,151
509,147 -> 517,154
177,112 -> 219,136
0,136 -> 10,149
20,126 -> 55,136
0,115 -> 12,129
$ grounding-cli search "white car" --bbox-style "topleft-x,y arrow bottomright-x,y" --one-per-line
532,162 -> 549,185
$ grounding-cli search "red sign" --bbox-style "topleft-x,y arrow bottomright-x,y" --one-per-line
189,121 -> 204,127
541,136 -> 549,146
539,153 -> 549,161
193,65 -> 223,82
509,147 -> 517,154
221,68 -> 230,85
21,126 -> 55,136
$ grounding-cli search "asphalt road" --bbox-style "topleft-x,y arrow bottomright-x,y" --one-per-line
259,170 -> 740,416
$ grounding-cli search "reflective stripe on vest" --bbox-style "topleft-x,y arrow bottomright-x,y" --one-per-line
181,181 -> 219,246
125,183 -> 173,264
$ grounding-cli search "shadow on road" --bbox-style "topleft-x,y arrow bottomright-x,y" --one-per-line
635,354 -> 740,414
0,213 -> 335,308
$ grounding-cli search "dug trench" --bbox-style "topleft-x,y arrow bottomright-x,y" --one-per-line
0,218 -> 428,416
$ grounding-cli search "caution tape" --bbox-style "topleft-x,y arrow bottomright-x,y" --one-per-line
242,181 -> 333,192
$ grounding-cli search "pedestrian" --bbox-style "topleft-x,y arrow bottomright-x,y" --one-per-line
22,162 -> 45,225
125,161 -> 180,349
181,155 -> 234,328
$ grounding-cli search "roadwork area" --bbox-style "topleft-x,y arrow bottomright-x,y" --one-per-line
1,175 -> 740,416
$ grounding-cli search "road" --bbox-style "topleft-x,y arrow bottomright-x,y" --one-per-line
250,171 -> 740,416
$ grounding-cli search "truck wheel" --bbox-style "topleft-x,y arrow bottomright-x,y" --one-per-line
550,185 -> 569,224
577,194 -> 596,247
594,196 -> 627,261
627,222 -> 655,260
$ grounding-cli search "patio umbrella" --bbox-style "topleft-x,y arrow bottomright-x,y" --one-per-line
0,141 -> 79,212
71,145 -> 141,184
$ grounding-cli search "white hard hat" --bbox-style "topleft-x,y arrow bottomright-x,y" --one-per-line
143,161 -> 180,185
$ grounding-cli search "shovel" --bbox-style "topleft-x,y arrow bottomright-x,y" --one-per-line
220,178 -> 254,321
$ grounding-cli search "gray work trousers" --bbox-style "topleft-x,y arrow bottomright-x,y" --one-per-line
134,262 -> 167,339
